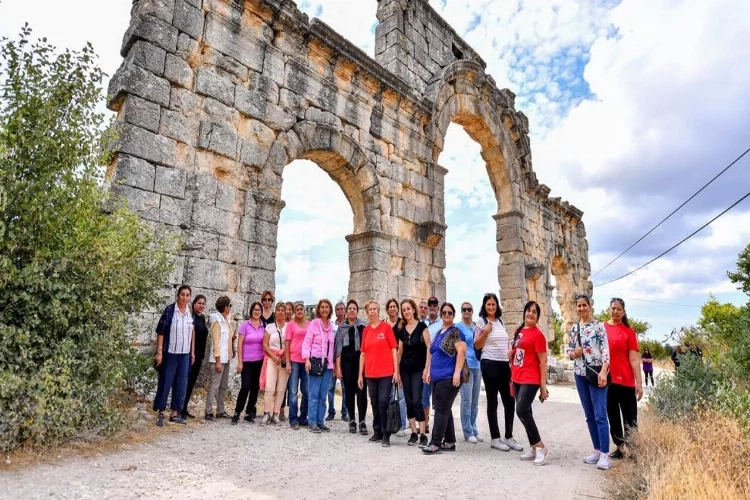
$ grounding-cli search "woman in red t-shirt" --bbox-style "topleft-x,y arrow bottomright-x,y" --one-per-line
509,301 -> 550,466
604,298 -> 643,460
358,300 -> 399,447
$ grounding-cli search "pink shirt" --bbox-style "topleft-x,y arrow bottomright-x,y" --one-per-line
239,319 -> 265,362
286,320 -> 309,363
302,318 -> 335,369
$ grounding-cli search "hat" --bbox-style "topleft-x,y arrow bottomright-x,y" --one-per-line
427,296 -> 439,306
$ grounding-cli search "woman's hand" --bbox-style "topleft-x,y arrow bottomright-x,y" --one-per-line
598,370 -> 608,388
393,372 -> 401,387
305,359 -> 311,373
235,362 -> 242,374
285,363 -> 292,375
190,352 -> 195,366
358,376 -> 364,390
636,384 -> 643,401
216,362 -> 223,374
452,372 -> 460,387
155,351 -> 163,367
335,367 -> 342,379
539,386 -> 549,402
571,347 -> 583,359
423,370 -> 430,384
273,355 -> 281,365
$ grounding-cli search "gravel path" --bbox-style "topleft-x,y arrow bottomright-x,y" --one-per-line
1,386 -> 607,500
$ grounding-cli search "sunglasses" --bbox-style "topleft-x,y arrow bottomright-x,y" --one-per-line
262,297 -> 273,302
440,310 -> 454,317
575,294 -> 589,300
461,307 -> 472,313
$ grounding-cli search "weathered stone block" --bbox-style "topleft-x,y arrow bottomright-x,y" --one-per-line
184,257 -> 240,291
193,204 -> 241,238
132,0 -> 175,24
121,15 -> 178,56
159,194 -> 192,227
198,121 -> 238,159
239,217 -> 278,246
215,183 -> 240,212
124,40 -> 167,76
175,32 -> 199,59
217,236 -> 249,265
164,53 -> 194,88
114,154 -> 156,191
264,102 -> 297,131
202,98 -> 240,127
203,13 -> 265,72
160,108 -> 199,146
173,0 -> 204,39
122,95 -> 161,133
108,63 -> 171,109
154,165 -> 187,198
195,68 -> 235,107
183,230 -> 219,260
247,242 -> 276,271
235,85 -> 267,120
170,87 -> 203,117
118,124 -> 177,167
279,89 -> 306,119
349,249 -> 391,273
112,183 -> 161,221
262,43 -> 285,86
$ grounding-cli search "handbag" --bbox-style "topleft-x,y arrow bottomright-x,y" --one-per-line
309,357 -> 327,376
386,382 -> 401,434
576,323 -> 611,387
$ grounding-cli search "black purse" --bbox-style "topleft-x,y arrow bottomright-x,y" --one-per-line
309,357 -> 327,376
576,323 -> 611,387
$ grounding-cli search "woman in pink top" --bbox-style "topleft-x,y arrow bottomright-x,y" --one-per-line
302,299 -> 336,434
285,302 -> 310,429
232,301 -> 266,424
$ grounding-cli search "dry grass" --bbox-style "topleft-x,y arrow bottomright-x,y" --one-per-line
607,409 -> 750,500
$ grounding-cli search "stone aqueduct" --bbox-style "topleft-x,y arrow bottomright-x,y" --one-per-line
107,0 -> 593,341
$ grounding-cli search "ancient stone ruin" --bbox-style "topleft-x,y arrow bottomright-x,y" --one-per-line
107,0 -> 593,342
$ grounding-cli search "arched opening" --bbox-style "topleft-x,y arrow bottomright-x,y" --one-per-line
275,159 -> 351,304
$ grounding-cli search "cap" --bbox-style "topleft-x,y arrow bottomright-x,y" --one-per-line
427,296 -> 439,305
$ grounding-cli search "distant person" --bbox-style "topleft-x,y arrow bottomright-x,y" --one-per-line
260,290 -> 275,327
642,347 -> 654,386
510,301 -> 550,466
418,300 -> 429,322
259,302 -> 290,426
284,301 -> 294,323
475,293 -> 522,452
395,298 -> 430,447
335,300 -> 369,435
567,294 -> 611,471
687,343 -> 703,359
326,301 -> 348,422
153,285 -> 195,426
286,302 -> 310,429
671,346 -> 682,370
232,302 -> 265,424
181,294 -> 208,419
604,298 -> 642,460
302,299 -> 336,434
422,302 -> 466,455
456,301 -> 483,444
206,296 -> 235,421
386,297 -> 408,437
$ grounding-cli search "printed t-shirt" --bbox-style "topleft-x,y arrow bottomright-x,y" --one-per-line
361,321 -> 397,378
510,326 -> 547,385
239,320 -> 265,362
605,322 -> 639,387
286,320 -> 309,363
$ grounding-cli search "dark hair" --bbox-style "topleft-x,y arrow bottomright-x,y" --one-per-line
398,298 -> 418,328
192,294 -> 206,310
248,301 -> 262,317
177,284 -> 192,297
386,298 -> 399,317
440,302 -> 456,317
515,301 -> 541,338
215,295 -> 231,314
346,299 -> 359,311
316,298 -> 333,319
575,293 -> 591,306
610,298 -> 630,328
478,293 -> 502,321
335,301 -> 346,310
261,290 -> 275,301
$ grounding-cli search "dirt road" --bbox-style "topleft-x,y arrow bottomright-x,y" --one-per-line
1,387 -> 606,500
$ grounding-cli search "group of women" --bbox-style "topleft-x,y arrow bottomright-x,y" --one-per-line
154,286 -> 643,468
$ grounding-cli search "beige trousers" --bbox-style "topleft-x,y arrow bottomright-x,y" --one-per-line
264,361 -> 290,414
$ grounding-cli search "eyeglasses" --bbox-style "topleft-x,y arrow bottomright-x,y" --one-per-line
611,297 -> 624,305
262,297 -> 273,302
440,310 -> 454,317
461,308 -> 472,313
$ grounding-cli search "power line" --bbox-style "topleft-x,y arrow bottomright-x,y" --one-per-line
592,144 -> 750,277
594,189 -> 750,287
625,297 -> 702,308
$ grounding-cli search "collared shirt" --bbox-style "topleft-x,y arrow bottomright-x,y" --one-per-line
567,320 -> 610,376
425,317 -> 443,342
168,305 -> 193,354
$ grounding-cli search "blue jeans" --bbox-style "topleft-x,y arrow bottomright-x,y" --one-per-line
575,374 -> 610,453
307,369 -> 332,427
153,352 -> 189,412
460,367 -> 482,439
287,361 -> 308,426
327,375 -> 348,418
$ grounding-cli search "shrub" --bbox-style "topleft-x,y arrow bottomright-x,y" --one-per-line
0,28 -> 174,452
649,354 -> 722,421
639,339 -> 669,360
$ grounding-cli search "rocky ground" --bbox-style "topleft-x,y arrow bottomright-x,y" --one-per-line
1,382 -> 614,500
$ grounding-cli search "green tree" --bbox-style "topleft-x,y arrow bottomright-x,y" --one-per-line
594,309 -> 651,336
727,243 -> 750,295
0,27 -> 174,452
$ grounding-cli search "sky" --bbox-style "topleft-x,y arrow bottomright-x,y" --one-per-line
2,0 -> 749,341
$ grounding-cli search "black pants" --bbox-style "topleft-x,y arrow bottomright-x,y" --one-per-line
235,360 -> 263,416
513,383 -> 541,445
368,376 -> 392,438
341,353 -> 368,423
430,379 -> 460,446
644,370 -> 654,386
400,370 -> 424,422
182,356 -> 203,414
481,359 -> 515,439
608,383 -> 638,447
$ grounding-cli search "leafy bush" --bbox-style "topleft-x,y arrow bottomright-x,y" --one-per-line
121,350 -> 160,403
639,339 -> 669,360
0,28 -> 174,452
649,354 -> 722,421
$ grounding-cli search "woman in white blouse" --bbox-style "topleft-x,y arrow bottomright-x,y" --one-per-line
260,302 -> 291,425
473,293 -> 523,453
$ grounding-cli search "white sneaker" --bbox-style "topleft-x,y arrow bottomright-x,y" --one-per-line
466,435 -> 478,444
504,437 -> 523,451
491,438 -> 510,451
520,448 -> 535,460
583,451 -> 600,464
597,453 -> 611,470
260,413 -> 270,426
475,435 -> 484,443
534,447 -> 550,466
396,429 -> 406,437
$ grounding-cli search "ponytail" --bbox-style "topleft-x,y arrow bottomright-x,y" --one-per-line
622,314 -> 631,328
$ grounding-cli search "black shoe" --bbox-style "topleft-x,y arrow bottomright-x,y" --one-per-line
309,425 -> 322,434
244,414 -> 255,424
419,434 -> 428,448
325,414 -> 335,421
349,421 -> 357,434
440,442 -> 456,452
204,413 -> 215,421
422,444 -> 442,455
156,412 -> 164,427
382,435 -> 391,447
169,415 -> 186,424
408,432 -> 419,446
320,425 -> 331,433
230,415 -> 239,425
216,412 -> 231,419
183,411 -> 195,419
341,415 -> 350,422
290,422 -> 300,430
299,420 -> 309,427
369,434 -> 383,442
610,449 -> 625,459
359,422 -> 368,435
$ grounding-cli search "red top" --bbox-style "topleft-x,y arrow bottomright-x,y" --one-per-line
605,322 -> 639,387
286,320 -> 309,364
361,321 -> 397,378
510,326 -> 547,385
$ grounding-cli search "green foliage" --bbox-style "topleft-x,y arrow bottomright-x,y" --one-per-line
715,379 -> 750,432
638,339 -> 669,360
121,352 -> 159,403
649,354 -> 722,421
727,243 -> 750,295
0,27 -> 174,452
548,310 -> 565,356
595,308 -> 651,336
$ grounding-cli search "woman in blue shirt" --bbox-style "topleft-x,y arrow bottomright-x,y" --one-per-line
456,302 -> 482,444
422,302 -> 467,455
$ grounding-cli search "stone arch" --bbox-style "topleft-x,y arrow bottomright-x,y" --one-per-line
425,60 -> 530,327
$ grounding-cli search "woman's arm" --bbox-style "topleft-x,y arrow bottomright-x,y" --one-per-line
629,350 -> 643,400
391,348 -> 400,385
473,319 -> 491,349
263,331 -> 279,364
397,340 -> 403,364
358,352 -> 366,389
538,351 -> 549,401
452,342 -> 467,387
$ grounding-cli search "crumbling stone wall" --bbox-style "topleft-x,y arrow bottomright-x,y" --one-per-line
107,0 -> 592,342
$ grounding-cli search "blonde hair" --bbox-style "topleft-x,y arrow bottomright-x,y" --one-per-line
364,300 -> 380,313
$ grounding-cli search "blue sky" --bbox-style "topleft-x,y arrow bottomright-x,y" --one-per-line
3,0 -> 749,341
